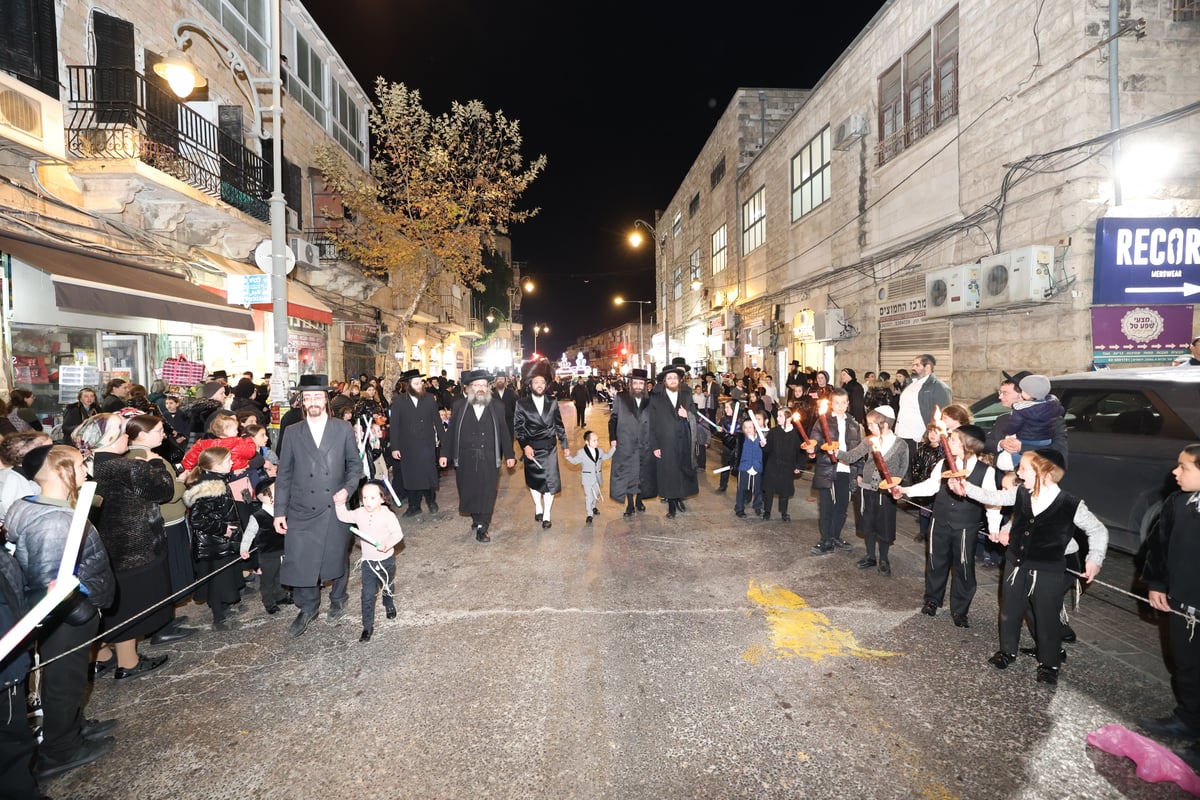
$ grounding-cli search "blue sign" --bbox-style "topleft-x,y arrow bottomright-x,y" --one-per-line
227,273 -> 271,306
1093,217 -> 1200,305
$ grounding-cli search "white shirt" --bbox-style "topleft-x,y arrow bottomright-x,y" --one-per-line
306,414 -> 328,447
895,375 -> 928,440
831,414 -> 850,474
532,394 -> 546,414
666,389 -> 678,406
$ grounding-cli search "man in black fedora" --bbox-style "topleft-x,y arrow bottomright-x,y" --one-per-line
608,368 -> 655,517
389,368 -> 441,516
273,374 -> 363,637
785,360 -> 806,388
514,359 -> 569,529
647,359 -> 699,518
440,369 -> 515,542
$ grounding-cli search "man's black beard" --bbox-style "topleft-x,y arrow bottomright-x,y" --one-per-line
532,388 -> 545,398
471,391 -> 491,408
410,384 -> 425,398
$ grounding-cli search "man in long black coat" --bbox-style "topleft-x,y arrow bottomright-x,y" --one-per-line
491,374 -> 518,440
608,368 -> 655,517
274,374 -> 363,638
570,377 -> 591,432
513,359 -> 570,529
647,361 -> 699,518
389,369 -> 442,516
440,370 -> 515,542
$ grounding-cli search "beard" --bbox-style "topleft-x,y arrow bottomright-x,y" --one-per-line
532,387 -> 545,398
305,403 -> 326,417
471,389 -> 491,408
410,384 -> 425,398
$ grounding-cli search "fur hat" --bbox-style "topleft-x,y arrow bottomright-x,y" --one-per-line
522,358 -> 554,384
1019,374 -> 1051,401
233,378 -> 256,399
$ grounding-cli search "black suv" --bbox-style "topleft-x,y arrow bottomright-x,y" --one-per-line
967,366 -> 1200,555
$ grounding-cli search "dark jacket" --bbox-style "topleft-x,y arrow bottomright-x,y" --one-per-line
1143,490 -> 1200,608
807,412 -> 863,489
91,451 -> 176,572
608,390 -> 654,500
843,379 -> 866,424
0,549 -> 30,689
61,401 -> 99,443
763,425 -> 804,497
184,473 -> 241,561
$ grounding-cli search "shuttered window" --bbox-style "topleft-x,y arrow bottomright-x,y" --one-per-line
93,11 -> 135,126
879,321 -> 953,387
0,0 -> 59,98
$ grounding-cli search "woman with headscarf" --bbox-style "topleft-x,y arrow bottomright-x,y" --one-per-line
74,413 -> 176,680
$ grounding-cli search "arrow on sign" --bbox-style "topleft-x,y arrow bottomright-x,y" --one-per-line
1124,282 -> 1200,296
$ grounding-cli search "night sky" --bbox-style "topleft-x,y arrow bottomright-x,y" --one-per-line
302,0 -> 889,357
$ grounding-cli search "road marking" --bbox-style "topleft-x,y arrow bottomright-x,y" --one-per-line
742,580 -> 902,663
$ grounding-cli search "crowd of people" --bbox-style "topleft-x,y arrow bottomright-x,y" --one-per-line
1,351 -> 1198,795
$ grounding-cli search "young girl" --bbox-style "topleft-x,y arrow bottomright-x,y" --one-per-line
762,407 -> 803,522
183,447 -> 243,630
953,448 -> 1106,685
839,406 -> 909,576
335,481 -> 404,643
898,424 -> 1002,628
1139,444 -> 1200,742
565,430 -> 615,524
239,477 -> 288,614
908,423 -> 943,543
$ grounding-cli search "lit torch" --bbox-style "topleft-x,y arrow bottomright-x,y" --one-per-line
933,405 -> 960,477
870,435 -> 902,497
817,398 -> 838,464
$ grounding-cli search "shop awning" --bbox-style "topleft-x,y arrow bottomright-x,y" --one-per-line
200,251 -> 334,325
0,233 -> 254,331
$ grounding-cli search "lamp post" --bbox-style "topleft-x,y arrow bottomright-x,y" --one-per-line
614,296 -> 651,371
156,3 -> 289,398
629,218 -> 667,365
532,324 -> 549,359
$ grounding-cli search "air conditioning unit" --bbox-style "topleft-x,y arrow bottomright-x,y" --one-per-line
0,71 -> 66,160
285,208 -> 300,231
724,308 -> 740,330
813,308 -> 852,341
979,245 -> 1055,309
289,237 -> 319,267
925,264 -> 981,318
723,340 -> 739,357
831,113 -> 868,151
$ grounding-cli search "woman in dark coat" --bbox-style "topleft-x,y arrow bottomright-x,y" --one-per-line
61,387 -> 100,443
762,408 -> 804,521
841,368 -> 866,424
75,413 -> 175,680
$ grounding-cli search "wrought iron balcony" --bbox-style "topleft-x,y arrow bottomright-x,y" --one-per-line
65,66 -> 269,222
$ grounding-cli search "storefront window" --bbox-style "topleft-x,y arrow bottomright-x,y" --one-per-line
11,325 -> 102,430
288,329 -> 328,382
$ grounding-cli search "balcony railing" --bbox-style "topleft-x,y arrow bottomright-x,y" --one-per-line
65,66 -> 269,222
876,90 -> 958,166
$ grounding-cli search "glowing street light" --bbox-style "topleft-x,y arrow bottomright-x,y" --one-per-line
532,323 -> 549,357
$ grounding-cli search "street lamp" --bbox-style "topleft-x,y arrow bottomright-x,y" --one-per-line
628,217 -> 669,366
156,5 -> 289,397
614,296 -> 651,371
485,306 -> 504,324
532,324 -> 549,358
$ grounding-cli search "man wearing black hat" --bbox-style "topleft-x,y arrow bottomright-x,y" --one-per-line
440,370 -> 515,542
514,359 -> 570,528
785,360 -> 806,389
389,369 -> 441,516
491,374 -> 518,440
273,374 -> 363,638
608,368 -> 655,517
647,359 -> 699,518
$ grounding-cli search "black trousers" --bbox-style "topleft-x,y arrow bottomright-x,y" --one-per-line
860,488 -> 897,559
292,569 -> 349,617
924,520 -> 979,616
258,549 -> 284,610
999,560 -> 1065,668
817,472 -> 851,545
1169,599 -> 1200,731
37,615 -> 98,761
0,683 -> 39,800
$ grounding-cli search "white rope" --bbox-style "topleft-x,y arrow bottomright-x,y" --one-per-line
1065,567 -> 1198,634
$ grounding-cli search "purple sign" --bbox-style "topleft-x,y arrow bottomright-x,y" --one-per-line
1091,305 -> 1192,365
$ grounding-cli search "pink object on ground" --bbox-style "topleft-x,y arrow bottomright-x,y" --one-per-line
1086,723 -> 1200,796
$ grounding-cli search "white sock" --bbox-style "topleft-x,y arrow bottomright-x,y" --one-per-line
530,488 -> 543,514
542,493 -> 555,520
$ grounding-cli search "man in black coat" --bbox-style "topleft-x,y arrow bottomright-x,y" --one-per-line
491,374 -> 518,441
647,361 -> 699,518
440,370 -> 516,542
513,359 -> 570,529
608,368 -> 655,517
389,369 -> 441,516
570,377 -> 591,432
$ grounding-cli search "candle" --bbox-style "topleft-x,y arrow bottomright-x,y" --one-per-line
869,435 -> 894,486
933,405 -> 958,474
817,398 -> 837,464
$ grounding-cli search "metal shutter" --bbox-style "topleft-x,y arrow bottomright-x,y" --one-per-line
879,320 -> 952,383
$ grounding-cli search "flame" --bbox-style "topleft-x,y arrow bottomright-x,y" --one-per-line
932,404 -> 948,433
818,398 -> 829,415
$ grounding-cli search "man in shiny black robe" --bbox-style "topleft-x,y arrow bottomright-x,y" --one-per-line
514,359 -> 569,529
440,371 -> 515,542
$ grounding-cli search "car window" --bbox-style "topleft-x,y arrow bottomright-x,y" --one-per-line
967,396 -> 1007,432
1061,389 -> 1162,436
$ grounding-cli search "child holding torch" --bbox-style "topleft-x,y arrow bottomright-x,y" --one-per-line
838,406 -> 908,575
335,481 -> 404,643
803,388 -> 862,555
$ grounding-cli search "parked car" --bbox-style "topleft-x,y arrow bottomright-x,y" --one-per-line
967,366 -> 1200,555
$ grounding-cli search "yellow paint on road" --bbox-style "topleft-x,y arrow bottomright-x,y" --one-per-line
743,580 -> 902,662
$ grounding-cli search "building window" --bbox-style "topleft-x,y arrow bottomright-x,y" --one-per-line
711,225 -> 727,274
741,187 -> 766,254
877,5 -> 959,165
688,192 -> 700,218
1176,0 -> 1199,20
791,127 -> 831,221
689,249 -> 702,288
200,0 -> 270,68
710,156 -> 726,189
672,211 -> 683,239
673,266 -> 682,300
288,29 -> 327,126
331,80 -> 364,166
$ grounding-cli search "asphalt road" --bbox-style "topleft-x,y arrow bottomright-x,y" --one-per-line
53,403 -> 1196,799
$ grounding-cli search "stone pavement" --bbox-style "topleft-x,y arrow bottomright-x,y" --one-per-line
45,403 -> 1195,799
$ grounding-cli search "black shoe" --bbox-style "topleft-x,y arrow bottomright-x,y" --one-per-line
34,736 -> 116,781
359,629 -> 372,643
761,512 -> 771,521
89,654 -> 116,678
278,594 -> 294,606
1138,714 -> 1200,740
952,614 -> 970,628
715,487 -> 727,494
920,601 -> 938,617
428,503 -> 439,513
913,533 -> 926,543
475,525 -> 491,543
586,516 -> 593,524
676,500 -> 687,512
288,610 -> 317,638
81,718 -> 118,743
149,626 -> 198,645
542,520 -> 552,530
1019,647 -> 1068,663
265,605 -> 280,615
385,605 -> 397,619
534,513 -> 543,522
857,557 -> 877,569
113,654 -> 169,681
833,538 -> 854,550
635,500 -> 646,512
878,561 -> 891,577
403,507 -> 421,518
1172,743 -> 1200,771
1061,626 -> 1077,643
212,618 -> 233,632
1036,665 -> 1059,685
988,651 -> 1017,669
623,508 -> 634,518
326,603 -> 347,625
810,543 -> 835,556
592,508 -> 599,516
780,514 -> 791,522
735,511 -> 746,518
